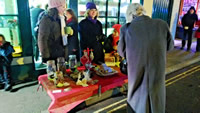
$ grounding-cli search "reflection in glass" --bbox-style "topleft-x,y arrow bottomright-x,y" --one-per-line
132,0 -> 140,3
0,0 -> 18,14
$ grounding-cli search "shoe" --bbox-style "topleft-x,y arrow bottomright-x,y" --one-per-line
180,47 -> 184,50
4,84 -> 12,91
187,48 -> 190,51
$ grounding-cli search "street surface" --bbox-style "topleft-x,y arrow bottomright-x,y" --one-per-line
77,62 -> 200,113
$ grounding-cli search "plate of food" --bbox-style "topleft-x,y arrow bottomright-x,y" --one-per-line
94,64 -> 118,76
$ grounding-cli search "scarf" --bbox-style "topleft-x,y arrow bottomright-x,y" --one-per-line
60,15 -> 68,46
88,17 -> 97,24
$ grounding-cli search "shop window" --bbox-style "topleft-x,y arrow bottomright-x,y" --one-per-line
0,0 -> 18,14
94,0 -> 106,16
0,0 -> 22,57
78,0 -> 93,17
132,0 -> 141,3
119,0 -> 130,25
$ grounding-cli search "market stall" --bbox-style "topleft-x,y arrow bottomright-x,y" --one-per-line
38,49 -> 127,113
38,67 -> 127,113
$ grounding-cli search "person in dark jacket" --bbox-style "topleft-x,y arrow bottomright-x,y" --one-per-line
79,2 -> 105,64
38,0 -> 68,63
181,6 -> 198,51
0,34 -> 15,91
65,9 -> 80,61
30,4 -> 44,38
30,5 -> 44,61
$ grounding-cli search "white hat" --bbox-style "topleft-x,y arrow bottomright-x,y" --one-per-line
48,0 -> 66,9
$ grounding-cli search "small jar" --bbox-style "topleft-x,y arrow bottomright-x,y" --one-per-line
69,55 -> 77,71
47,60 -> 56,79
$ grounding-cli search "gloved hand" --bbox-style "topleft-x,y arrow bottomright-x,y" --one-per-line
65,27 -> 73,35
96,35 -> 106,42
0,49 -> 6,56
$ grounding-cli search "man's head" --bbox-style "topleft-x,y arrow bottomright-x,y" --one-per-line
189,6 -> 195,14
126,3 -> 146,23
0,34 -> 5,46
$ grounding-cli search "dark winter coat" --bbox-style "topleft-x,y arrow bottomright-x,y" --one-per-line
38,8 -> 66,60
182,7 -> 198,30
0,42 -> 15,66
104,34 -> 114,53
79,18 -> 104,64
118,15 -> 174,113
67,20 -> 80,61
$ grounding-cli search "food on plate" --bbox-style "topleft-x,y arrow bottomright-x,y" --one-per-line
94,64 -> 117,75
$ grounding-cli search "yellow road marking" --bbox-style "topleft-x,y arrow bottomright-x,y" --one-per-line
93,98 -> 127,113
107,104 -> 127,113
166,68 -> 200,87
94,66 -> 200,113
165,65 -> 200,83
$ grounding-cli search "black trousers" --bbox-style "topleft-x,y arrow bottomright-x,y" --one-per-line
196,38 -> 200,51
182,29 -> 193,50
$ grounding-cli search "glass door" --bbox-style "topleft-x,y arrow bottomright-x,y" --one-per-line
0,0 -> 22,57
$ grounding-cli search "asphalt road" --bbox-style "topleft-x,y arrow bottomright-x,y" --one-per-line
78,62 -> 200,113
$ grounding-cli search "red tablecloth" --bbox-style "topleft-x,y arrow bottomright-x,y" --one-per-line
38,68 -> 127,113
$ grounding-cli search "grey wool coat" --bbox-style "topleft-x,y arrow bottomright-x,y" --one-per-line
118,15 -> 174,113
38,8 -> 66,60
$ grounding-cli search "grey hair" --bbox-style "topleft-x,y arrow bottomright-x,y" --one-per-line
126,3 -> 146,23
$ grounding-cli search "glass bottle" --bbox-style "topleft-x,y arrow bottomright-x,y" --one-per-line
69,55 -> 77,71
46,60 -> 56,80
57,57 -> 66,75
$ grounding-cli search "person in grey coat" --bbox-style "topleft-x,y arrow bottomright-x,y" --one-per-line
118,3 -> 174,113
